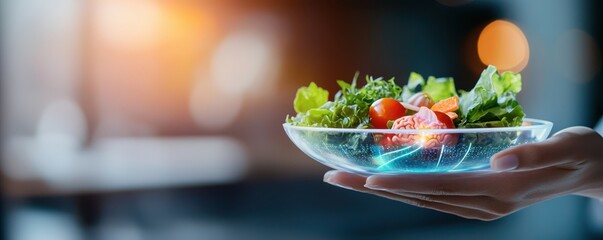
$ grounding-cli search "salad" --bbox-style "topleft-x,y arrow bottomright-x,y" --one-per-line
286,65 -> 525,148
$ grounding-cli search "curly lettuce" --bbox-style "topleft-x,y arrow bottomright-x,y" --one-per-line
287,73 -> 402,128
457,65 -> 525,128
293,82 -> 329,114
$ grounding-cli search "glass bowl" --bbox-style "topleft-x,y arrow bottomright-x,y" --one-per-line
283,118 -> 553,174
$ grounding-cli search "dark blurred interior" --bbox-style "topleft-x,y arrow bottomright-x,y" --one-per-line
1,0 -> 602,239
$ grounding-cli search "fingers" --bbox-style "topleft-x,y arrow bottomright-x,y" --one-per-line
324,165 -> 581,221
490,126 -> 600,171
324,171 -> 500,221
384,191 -> 523,217
364,172 -> 498,196
323,170 -> 368,191
367,191 -> 501,221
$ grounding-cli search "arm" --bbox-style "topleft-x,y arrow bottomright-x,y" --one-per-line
324,126 -> 603,221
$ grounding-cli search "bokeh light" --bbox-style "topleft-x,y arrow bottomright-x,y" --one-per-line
477,20 -> 530,72
189,74 -> 244,130
190,14 -> 282,130
211,29 -> 278,96
95,0 -> 163,50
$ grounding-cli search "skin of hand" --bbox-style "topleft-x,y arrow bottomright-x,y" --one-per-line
323,126 -> 603,221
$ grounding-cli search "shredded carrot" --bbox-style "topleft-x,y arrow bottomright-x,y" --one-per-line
431,96 -> 459,113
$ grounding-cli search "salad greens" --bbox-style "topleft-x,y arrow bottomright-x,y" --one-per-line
402,73 -> 457,103
293,82 -> 329,114
288,65 -> 526,129
288,73 -> 402,128
457,65 -> 525,128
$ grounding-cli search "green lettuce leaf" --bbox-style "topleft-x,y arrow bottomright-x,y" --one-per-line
293,82 -> 328,114
458,65 -> 525,128
402,73 -> 457,103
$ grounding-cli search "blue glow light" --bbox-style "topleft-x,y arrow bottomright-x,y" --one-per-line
378,145 -> 413,159
451,143 -> 472,170
376,145 -> 423,170
435,145 -> 445,169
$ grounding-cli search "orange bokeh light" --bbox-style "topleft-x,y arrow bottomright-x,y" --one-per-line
91,0 -> 220,128
477,20 -> 530,72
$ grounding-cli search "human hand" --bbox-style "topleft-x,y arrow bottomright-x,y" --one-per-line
323,126 -> 603,221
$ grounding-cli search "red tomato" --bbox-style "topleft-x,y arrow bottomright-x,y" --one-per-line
434,111 -> 455,128
369,98 -> 406,129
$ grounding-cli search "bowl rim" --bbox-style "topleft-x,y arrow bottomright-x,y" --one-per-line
283,118 -> 553,134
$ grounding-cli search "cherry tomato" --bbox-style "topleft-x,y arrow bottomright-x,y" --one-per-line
369,98 -> 406,129
434,111 -> 455,128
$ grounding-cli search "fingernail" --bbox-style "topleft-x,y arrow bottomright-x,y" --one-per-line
326,181 -> 354,191
323,171 -> 355,190
491,154 -> 518,171
364,176 -> 383,190
323,171 -> 337,182
322,173 -> 354,190
364,184 -> 384,190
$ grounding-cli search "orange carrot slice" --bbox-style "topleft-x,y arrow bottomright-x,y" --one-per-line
431,96 -> 459,113
445,112 -> 458,120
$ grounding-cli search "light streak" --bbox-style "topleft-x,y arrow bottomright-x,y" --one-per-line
377,145 -> 414,159
435,145 -> 445,169
377,146 -> 423,170
451,143 -> 472,170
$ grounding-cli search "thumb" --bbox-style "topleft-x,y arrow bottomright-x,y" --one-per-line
490,126 -> 599,171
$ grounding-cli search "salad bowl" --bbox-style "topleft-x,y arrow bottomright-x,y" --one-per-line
284,118 -> 552,174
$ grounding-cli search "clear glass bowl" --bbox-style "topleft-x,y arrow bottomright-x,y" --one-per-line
283,118 -> 553,174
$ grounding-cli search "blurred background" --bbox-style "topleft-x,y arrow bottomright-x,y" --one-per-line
1,0 -> 602,239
